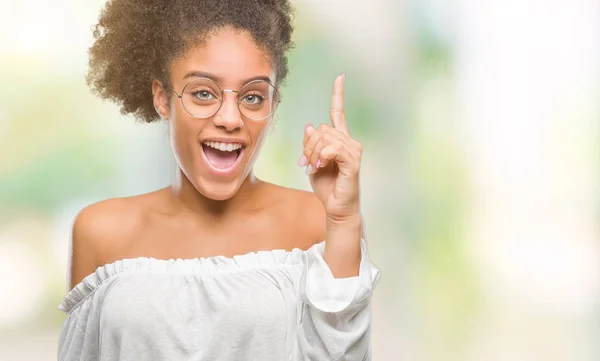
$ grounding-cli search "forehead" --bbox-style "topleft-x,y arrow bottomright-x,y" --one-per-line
170,27 -> 275,87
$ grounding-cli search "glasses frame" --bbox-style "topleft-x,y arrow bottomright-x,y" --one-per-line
169,77 -> 281,121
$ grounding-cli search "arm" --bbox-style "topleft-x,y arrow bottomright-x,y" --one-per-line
323,214 -> 362,278
59,199 -> 140,360
301,192 -> 361,278
296,225 -> 379,361
295,196 -> 379,361
296,74 -> 380,360
301,74 -> 367,279
59,201 -> 112,361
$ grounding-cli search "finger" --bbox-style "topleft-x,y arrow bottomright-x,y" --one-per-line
307,137 -> 326,174
300,127 -> 322,168
314,129 -> 347,169
298,123 -> 316,166
302,123 -> 314,148
308,124 -> 338,169
318,143 -> 346,170
302,123 -> 331,156
330,73 -> 349,135
320,143 -> 360,179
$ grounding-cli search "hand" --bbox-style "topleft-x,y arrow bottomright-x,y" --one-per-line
299,74 -> 363,222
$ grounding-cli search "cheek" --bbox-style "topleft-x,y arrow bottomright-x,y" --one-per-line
169,116 -> 200,167
243,121 -> 272,165
250,120 -> 272,149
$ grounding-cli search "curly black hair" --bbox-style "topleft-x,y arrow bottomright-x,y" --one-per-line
86,0 -> 295,123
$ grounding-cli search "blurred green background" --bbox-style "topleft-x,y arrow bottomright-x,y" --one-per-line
1,1 -> 599,360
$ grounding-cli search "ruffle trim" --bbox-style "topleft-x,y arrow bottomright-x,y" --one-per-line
58,242 -> 323,314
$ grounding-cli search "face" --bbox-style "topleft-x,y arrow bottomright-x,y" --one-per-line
153,27 -> 277,201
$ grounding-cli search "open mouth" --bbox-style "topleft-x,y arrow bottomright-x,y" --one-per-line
201,141 -> 245,172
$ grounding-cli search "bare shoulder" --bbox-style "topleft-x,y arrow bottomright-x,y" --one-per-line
265,183 -> 326,247
68,194 -> 149,290
295,189 -> 327,242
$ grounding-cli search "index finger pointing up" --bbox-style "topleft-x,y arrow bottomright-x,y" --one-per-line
330,73 -> 349,135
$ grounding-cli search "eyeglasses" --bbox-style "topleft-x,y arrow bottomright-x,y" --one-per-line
170,77 -> 280,121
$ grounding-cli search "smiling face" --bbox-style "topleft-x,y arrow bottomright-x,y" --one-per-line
153,27 -> 278,201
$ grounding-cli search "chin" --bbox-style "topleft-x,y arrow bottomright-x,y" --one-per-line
194,177 -> 243,201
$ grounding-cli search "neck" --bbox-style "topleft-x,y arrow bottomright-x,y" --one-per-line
169,168 -> 263,220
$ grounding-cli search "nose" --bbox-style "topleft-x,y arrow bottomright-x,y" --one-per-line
212,91 -> 242,131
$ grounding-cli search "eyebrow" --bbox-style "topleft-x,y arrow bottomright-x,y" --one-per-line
182,71 -> 274,86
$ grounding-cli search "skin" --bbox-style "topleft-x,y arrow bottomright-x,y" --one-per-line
68,27 -> 362,291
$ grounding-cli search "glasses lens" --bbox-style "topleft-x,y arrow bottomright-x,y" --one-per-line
238,80 -> 278,121
181,78 -> 222,118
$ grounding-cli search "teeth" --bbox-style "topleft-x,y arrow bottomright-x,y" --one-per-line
203,141 -> 243,152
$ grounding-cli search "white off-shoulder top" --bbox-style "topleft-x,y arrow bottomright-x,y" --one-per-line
57,239 -> 381,361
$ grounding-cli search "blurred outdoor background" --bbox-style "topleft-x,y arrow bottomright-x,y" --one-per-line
1,0 -> 599,360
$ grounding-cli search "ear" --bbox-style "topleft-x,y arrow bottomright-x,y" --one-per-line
152,80 -> 170,120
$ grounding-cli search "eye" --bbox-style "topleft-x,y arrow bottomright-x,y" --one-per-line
191,89 -> 215,101
241,93 -> 264,105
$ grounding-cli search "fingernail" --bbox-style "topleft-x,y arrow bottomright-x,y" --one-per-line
340,73 -> 345,81
304,123 -> 312,131
298,155 -> 307,167
315,159 -> 321,169
305,164 -> 313,175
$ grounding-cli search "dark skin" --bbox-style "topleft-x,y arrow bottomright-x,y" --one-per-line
68,27 -> 327,290
69,183 -> 326,289
69,25 -> 364,291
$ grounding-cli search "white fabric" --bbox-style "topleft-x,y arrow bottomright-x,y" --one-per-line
58,239 -> 381,361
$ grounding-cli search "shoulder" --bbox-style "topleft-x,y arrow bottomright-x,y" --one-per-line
68,195 -> 148,290
265,183 -> 326,246
72,197 -> 146,245
295,189 -> 327,242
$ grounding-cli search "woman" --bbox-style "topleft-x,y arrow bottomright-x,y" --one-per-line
58,0 -> 380,360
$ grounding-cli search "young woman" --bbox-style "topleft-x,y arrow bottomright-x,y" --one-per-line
58,1 -> 380,360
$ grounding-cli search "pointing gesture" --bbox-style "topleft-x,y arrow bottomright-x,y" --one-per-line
299,74 -> 363,221
329,73 -> 350,135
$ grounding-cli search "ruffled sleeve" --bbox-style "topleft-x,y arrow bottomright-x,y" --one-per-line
57,259 -> 165,360
296,239 -> 381,361
57,261 -> 124,361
